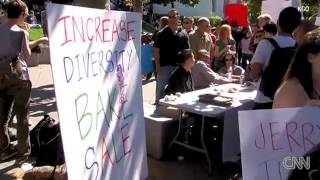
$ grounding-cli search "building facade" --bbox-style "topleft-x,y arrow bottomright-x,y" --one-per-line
153,0 -> 239,17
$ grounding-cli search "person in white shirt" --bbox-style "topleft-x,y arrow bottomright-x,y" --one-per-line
240,27 -> 254,70
250,7 -> 302,109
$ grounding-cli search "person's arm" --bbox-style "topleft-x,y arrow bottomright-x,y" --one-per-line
306,100 -> 320,107
189,34 -> 197,58
198,62 -> 236,84
229,40 -> 237,54
249,40 -> 271,81
210,44 -> 215,62
250,63 -> 263,81
214,45 -> 228,58
273,80 -> 308,108
153,32 -> 162,76
29,37 -> 49,49
154,47 -> 161,76
21,31 -> 31,59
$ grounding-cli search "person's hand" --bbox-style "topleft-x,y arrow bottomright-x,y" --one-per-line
39,37 -> 49,44
224,45 -> 230,52
232,79 -> 240,84
306,100 -> 320,107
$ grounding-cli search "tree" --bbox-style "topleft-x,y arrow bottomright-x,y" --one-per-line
301,0 -> 320,17
241,0 -> 262,22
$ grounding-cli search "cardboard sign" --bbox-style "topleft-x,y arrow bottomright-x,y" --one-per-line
239,108 -> 320,180
261,0 -> 296,22
47,3 -> 148,180
224,3 -> 248,27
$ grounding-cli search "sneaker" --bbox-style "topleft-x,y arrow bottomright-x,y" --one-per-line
0,145 -> 18,162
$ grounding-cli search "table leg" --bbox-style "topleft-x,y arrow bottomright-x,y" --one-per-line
169,109 -> 183,148
201,115 -> 212,175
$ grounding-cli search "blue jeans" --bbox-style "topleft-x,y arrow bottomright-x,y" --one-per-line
240,53 -> 253,70
155,65 -> 176,105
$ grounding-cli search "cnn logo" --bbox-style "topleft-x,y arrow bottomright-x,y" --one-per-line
282,156 -> 311,170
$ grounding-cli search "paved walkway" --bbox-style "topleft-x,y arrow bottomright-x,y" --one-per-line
0,65 -> 227,180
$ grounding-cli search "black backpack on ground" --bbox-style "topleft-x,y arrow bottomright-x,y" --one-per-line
259,38 -> 296,100
30,114 -> 65,166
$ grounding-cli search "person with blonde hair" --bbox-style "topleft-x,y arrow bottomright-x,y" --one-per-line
257,13 -> 272,29
214,24 -> 236,71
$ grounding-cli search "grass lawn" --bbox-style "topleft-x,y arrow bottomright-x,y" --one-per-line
29,28 -> 44,41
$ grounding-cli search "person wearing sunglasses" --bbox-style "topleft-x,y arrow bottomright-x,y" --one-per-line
192,49 -> 238,90
218,51 -> 244,78
182,16 -> 194,34
214,24 -> 236,72
153,9 -> 190,105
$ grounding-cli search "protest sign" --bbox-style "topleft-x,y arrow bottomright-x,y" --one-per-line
239,107 -> 320,180
47,3 -> 148,180
261,0 -> 300,22
224,3 -> 248,27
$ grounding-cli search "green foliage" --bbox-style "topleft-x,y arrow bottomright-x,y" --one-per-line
29,28 -> 44,41
142,20 -> 157,32
301,0 -> 320,18
241,0 -> 261,23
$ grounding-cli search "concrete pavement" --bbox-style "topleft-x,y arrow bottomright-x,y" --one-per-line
0,65 -> 222,180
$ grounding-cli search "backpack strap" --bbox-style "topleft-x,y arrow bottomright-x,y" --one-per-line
265,38 -> 280,49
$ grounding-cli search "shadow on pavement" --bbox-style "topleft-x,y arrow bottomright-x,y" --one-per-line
30,84 -> 57,117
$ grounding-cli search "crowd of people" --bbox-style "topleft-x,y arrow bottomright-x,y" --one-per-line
149,7 -> 320,179
0,0 -> 320,179
150,7 -> 320,111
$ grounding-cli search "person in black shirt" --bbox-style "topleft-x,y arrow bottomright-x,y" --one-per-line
165,49 -> 195,95
153,9 -> 190,105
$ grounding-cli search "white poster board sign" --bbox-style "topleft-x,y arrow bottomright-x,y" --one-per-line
261,0 -> 300,22
239,107 -> 320,180
47,3 -> 148,180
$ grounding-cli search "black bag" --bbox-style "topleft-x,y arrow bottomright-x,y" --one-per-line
30,115 -> 65,166
259,38 -> 296,99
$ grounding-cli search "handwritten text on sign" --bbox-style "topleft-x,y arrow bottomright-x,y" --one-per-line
239,108 -> 320,180
47,4 -> 147,180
